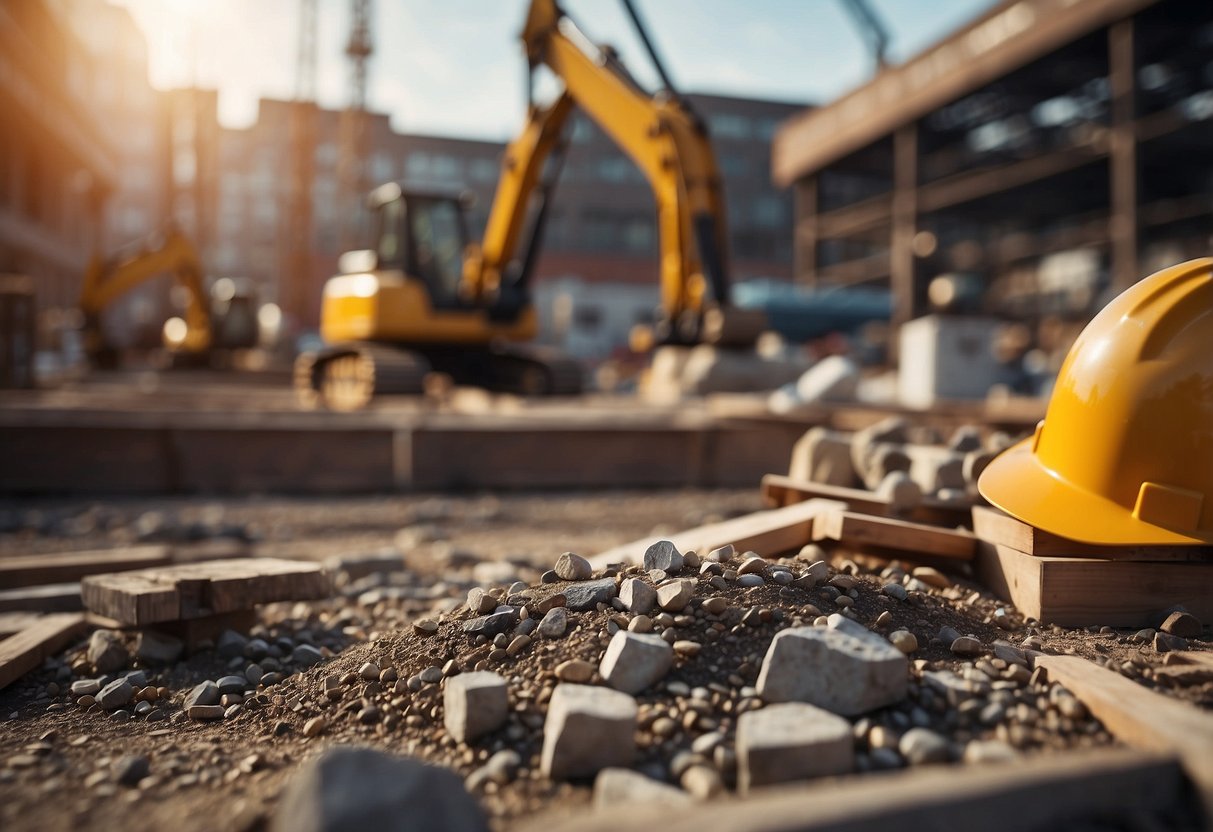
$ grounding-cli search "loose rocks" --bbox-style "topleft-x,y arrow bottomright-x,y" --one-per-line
537,607 -> 568,638
541,684 -> 637,780
736,702 -> 854,792
1160,611 -> 1202,638
134,630 -> 183,665
599,631 -> 673,694
756,616 -> 907,715
563,578 -> 618,611
643,540 -> 683,573
593,768 -> 692,808
656,580 -> 694,613
444,671 -> 508,743
185,681 -> 221,709
899,728 -> 951,765
96,678 -> 134,710
270,746 -> 488,832
554,552 -> 592,581
87,630 -> 128,674
619,578 -> 657,615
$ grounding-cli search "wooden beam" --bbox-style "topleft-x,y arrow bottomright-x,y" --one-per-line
1034,654 -> 1213,814
771,0 -> 1156,185
890,123 -> 918,342
971,506 -> 1213,561
0,612 -> 46,638
81,558 -> 331,625
0,582 -> 82,613
1108,17 -> 1138,293
917,140 -> 1109,214
814,193 -> 892,239
0,613 -> 87,690
0,545 -> 172,589
975,542 -> 1213,627
761,474 -> 971,527
589,498 -> 848,569
813,510 -> 975,561
526,748 -> 1193,832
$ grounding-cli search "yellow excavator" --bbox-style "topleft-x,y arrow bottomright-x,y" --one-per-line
79,227 -> 258,367
296,0 -> 765,410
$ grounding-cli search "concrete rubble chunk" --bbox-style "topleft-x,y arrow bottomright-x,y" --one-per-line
87,630 -> 128,674
788,426 -> 857,487
756,616 -> 907,715
463,610 -> 519,636
656,580 -> 694,612
1160,611 -> 1202,638
593,768 -> 692,809
537,607 -> 568,638
794,356 -> 860,404
899,727 -> 951,765
643,540 -> 683,573
736,701 -> 854,793
541,684 -> 637,780
619,578 -> 657,615
562,578 -> 617,611
554,552 -> 592,581
876,471 -> 923,513
599,631 -> 673,694
96,678 -> 134,710
444,671 -> 509,743
135,630 -> 184,665
270,746 -> 489,832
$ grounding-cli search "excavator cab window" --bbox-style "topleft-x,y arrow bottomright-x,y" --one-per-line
406,195 -> 467,309
376,197 -> 407,270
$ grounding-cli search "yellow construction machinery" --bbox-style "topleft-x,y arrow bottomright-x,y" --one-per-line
296,0 -> 765,410
80,227 -> 258,367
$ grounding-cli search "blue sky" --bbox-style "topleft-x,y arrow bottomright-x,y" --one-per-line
112,0 -> 997,140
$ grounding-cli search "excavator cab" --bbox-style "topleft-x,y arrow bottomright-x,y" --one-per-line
303,183 -> 581,409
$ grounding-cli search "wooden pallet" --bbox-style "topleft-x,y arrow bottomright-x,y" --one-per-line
81,558 -> 331,625
762,474 -> 971,526
973,506 -> 1213,627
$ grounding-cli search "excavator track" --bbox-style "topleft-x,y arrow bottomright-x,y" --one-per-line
294,343 -> 430,411
486,343 -> 583,396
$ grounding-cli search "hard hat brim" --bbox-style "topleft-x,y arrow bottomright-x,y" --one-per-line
978,437 -> 1213,547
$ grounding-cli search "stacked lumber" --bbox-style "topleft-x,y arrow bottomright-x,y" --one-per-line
972,506 -> 1213,628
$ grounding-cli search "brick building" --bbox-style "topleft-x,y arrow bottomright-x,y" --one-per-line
204,91 -> 805,355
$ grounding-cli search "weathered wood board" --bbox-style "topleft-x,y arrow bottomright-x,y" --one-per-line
761,474 -> 971,526
0,613 -> 87,690
1034,654 -> 1213,814
526,748 -> 1195,832
81,558 -> 331,625
0,582 -> 83,613
812,510 -> 976,560
972,506 -> 1213,561
976,542 -> 1213,627
0,545 -> 172,589
589,498 -> 848,569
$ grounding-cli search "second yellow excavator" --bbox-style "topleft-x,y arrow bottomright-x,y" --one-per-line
80,226 -> 259,368
296,0 -> 765,409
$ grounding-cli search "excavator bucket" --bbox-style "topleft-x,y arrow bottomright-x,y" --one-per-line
701,305 -> 769,348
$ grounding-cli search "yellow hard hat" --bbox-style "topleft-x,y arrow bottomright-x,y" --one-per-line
979,258 -> 1213,546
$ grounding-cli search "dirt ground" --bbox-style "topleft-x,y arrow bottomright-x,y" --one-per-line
0,489 -> 1210,832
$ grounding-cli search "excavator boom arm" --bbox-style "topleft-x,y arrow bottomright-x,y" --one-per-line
80,230 -> 213,353
468,0 -> 732,332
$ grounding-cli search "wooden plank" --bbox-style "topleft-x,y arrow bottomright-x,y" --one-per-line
1169,652 -> 1213,671
81,558 -> 331,625
0,613 -> 87,690
976,542 -> 1213,627
0,545 -> 172,589
0,582 -> 82,613
971,506 -> 1213,561
589,499 -> 849,569
1034,654 -> 1213,813
762,474 -> 971,526
0,612 -> 45,638
813,510 -> 976,561
527,748 -> 1194,832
